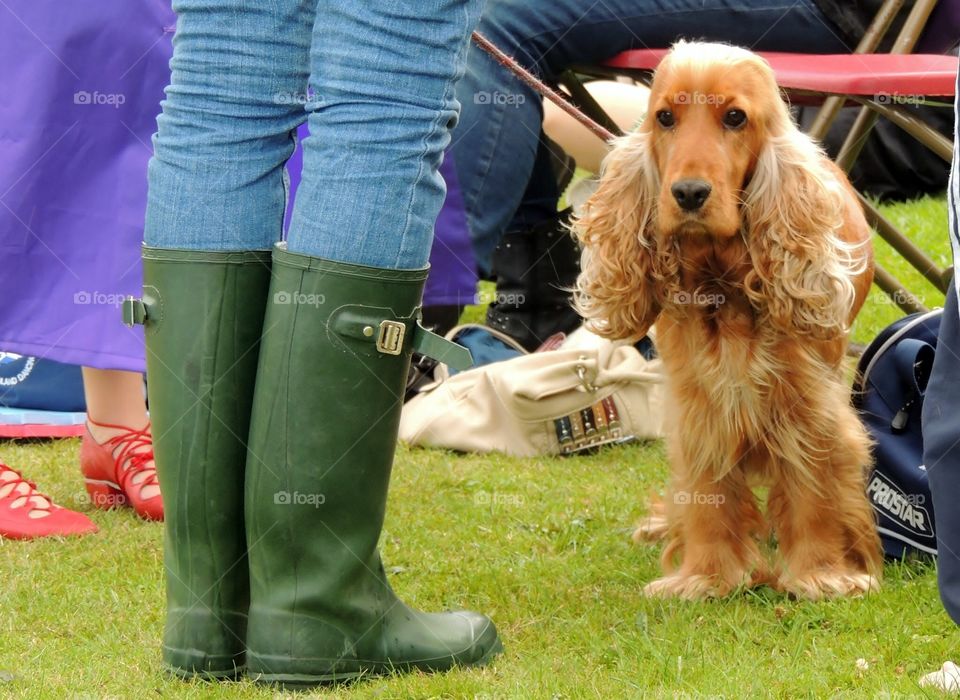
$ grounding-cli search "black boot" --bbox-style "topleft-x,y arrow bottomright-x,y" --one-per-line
485,210 -> 582,351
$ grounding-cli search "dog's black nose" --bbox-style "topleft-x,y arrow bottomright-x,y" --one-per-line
671,179 -> 712,212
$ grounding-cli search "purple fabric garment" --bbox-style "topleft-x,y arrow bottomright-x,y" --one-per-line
0,3 -> 477,372
0,1 -> 175,371
423,156 -> 479,307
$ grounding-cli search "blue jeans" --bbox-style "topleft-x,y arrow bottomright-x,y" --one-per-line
452,0 -> 851,275
145,0 -> 483,269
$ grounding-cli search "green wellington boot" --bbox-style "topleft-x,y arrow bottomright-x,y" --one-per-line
125,247 -> 272,678
244,244 -> 502,684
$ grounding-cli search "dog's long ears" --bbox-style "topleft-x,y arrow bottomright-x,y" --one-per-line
572,131 -> 662,340
742,131 -> 866,339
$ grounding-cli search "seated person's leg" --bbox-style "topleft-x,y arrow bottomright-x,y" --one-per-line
484,137 -> 582,349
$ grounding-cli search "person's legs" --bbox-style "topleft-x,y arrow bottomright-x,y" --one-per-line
284,2 -> 479,267
924,58 -> 960,627
925,283 -> 960,622
145,1 -> 311,251
79,368 -> 160,519
243,0 -> 502,683
81,369 -> 149,438
140,0 -> 313,679
453,0 -> 852,272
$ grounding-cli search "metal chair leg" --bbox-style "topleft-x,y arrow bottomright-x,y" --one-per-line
873,263 -> 928,313
858,193 -> 951,293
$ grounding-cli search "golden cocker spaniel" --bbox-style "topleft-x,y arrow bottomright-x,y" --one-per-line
573,41 -> 882,599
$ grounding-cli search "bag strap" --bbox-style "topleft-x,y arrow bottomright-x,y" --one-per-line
890,338 -> 935,433
444,323 -> 530,355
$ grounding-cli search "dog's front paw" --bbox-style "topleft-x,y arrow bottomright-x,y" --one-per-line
779,571 -> 880,600
643,574 -> 738,600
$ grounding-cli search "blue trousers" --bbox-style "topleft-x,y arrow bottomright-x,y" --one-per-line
145,0 -> 483,269
925,284 -> 960,622
451,0 -> 851,274
924,56 -> 960,622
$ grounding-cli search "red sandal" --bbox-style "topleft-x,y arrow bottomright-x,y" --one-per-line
0,463 -> 98,539
80,418 -> 163,521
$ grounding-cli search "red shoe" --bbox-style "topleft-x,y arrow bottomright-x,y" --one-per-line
0,463 -> 98,539
80,419 -> 163,521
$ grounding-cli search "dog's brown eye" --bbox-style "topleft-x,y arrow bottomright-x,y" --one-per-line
722,109 -> 747,129
656,110 -> 675,128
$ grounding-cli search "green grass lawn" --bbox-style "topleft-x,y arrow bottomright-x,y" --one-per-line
0,195 -> 956,699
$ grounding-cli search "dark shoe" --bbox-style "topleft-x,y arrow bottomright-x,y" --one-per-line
131,247 -> 272,679
244,244 -> 502,684
486,211 -> 582,351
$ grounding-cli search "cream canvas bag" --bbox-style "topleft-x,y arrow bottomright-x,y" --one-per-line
400,328 -> 666,457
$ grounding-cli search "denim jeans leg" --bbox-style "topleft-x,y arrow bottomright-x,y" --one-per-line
452,0 -> 852,272
145,0 -> 314,251
284,0 -> 485,269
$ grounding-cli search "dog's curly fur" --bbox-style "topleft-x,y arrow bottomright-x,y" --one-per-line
573,42 -> 882,600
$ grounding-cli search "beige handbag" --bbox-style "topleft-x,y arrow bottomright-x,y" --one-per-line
399,327 -> 665,457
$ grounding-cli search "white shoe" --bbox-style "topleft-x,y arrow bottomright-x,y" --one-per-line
919,661 -> 960,693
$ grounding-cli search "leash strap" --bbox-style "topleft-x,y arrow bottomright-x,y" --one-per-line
470,31 -> 617,143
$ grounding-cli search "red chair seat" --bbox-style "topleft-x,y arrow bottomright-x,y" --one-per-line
602,50 -> 957,97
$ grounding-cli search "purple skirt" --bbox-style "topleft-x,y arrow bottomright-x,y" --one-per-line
0,1 -> 477,372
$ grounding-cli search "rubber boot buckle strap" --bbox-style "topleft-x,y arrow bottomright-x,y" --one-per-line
411,323 -> 473,371
376,320 -> 405,355
122,297 -> 147,327
374,319 -> 473,371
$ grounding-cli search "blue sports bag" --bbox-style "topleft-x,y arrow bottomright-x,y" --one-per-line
853,309 -> 941,558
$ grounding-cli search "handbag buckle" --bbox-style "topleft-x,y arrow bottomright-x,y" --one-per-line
576,356 -> 596,392
376,320 -> 405,355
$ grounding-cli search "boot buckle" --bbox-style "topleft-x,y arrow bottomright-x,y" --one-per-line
122,297 -> 147,327
376,320 -> 405,355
